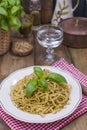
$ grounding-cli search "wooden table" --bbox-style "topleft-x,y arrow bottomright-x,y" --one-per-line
0,33 -> 87,130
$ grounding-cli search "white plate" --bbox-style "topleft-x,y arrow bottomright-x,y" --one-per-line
0,66 -> 82,123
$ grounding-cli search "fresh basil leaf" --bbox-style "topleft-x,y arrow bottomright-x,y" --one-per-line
46,73 -> 67,85
0,0 -> 24,31
0,19 -> 9,31
39,78 -> 48,90
11,6 -> 20,15
34,67 -> 43,78
9,16 -> 21,30
0,1 -> 8,8
26,79 -> 38,97
7,0 -> 15,5
16,0 -> 21,5
0,7 -> 7,16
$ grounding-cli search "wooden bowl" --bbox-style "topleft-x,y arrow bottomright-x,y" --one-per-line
59,17 -> 87,48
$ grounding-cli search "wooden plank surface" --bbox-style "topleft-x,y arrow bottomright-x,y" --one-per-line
0,51 -> 34,79
69,47 -> 87,75
62,113 -> 87,130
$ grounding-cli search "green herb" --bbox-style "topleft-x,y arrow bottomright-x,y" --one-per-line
39,78 -> 48,90
0,0 -> 25,31
46,73 -> 67,85
26,67 -> 67,97
26,79 -> 38,97
34,66 -> 44,78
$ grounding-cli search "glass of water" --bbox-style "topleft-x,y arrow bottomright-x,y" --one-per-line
37,24 -> 63,65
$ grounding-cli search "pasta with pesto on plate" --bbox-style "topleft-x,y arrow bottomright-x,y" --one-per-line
10,67 -> 71,115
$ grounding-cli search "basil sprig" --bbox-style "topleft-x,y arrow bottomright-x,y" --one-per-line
46,73 -> 67,85
26,79 -> 38,97
26,67 -> 67,97
39,78 -> 48,90
34,66 -> 43,78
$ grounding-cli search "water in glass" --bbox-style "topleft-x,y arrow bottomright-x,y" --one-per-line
37,25 -> 63,65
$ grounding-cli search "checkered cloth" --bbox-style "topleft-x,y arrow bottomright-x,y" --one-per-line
0,58 -> 87,130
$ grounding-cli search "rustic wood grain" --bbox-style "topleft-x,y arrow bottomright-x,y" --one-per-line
68,47 -> 87,75
0,51 -> 34,77
62,113 -> 87,130
0,119 -> 10,130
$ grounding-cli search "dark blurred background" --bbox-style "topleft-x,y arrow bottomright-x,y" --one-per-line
22,0 -> 87,17
72,0 -> 87,17
22,0 -> 87,24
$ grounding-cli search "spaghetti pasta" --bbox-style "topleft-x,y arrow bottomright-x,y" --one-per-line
10,69 -> 70,115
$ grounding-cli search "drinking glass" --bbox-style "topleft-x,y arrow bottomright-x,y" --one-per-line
37,24 -> 63,65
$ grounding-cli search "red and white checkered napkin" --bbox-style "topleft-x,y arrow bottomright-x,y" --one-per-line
0,58 -> 87,130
